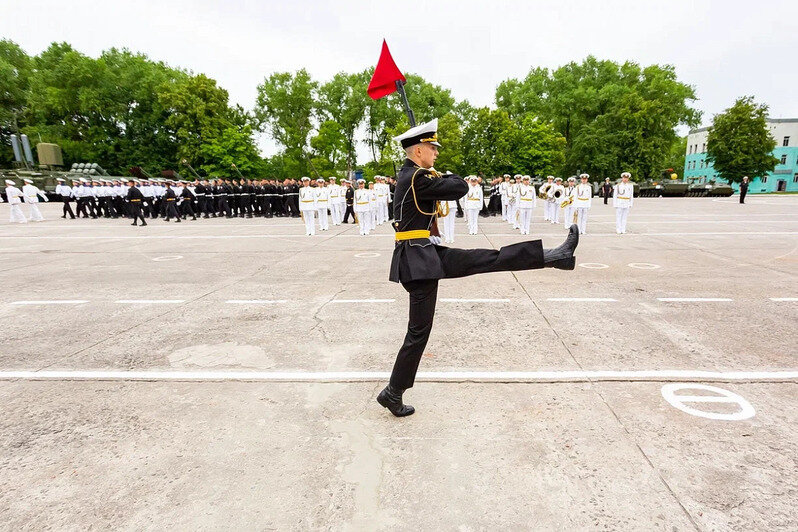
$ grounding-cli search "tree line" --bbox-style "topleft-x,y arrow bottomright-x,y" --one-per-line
2,39 -> 703,180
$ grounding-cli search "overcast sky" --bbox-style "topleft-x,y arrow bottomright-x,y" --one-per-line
3,0 -> 796,157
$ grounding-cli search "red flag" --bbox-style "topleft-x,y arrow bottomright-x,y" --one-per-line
367,40 -> 406,100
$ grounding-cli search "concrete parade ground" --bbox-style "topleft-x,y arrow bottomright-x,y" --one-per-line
0,196 -> 796,530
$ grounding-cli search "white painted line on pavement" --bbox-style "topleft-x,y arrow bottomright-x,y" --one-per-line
225,299 -> 288,304
546,298 -> 617,302
330,299 -> 396,303
10,300 -> 89,305
0,369 -> 795,383
657,298 -> 733,302
770,297 -> 798,302
578,263 -> 610,269
628,263 -> 661,270
439,298 -> 510,303
115,299 -> 185,304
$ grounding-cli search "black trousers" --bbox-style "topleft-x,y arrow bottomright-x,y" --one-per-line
389,241 -> 545,390
62,198 -> 75,218
343,205 -> 356,223
165,201 -> 180,220
218,197 -> 231,217
739,190 -> 747,204
129,204 -> 145,224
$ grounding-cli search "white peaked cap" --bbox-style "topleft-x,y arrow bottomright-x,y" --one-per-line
5,179 -> 16,185
23,178 -> 33,184
393,118 -> 440,148
621,172 -> 631,177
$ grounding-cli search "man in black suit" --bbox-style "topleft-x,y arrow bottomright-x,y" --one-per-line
601,178 -> 613,205
739,176 -> 749,204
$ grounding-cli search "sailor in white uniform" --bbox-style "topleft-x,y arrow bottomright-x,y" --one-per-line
562,176 -> 577,230
315,178 -> 330,231
499,174 -> 510,221
327,177 -> 341,225
55,178 -> 75,219
613,172 -> 634,234
517,175 -> 537,235
354,179 -> 372,235
574,173 -> 592,235
298,176 -> 317,236
539,176 -> 554,221
441,197 -> 457,244
4,179 -> 27,223
22,178 -> 49,221
464,176 -> 483,235
548,177 -> 564,224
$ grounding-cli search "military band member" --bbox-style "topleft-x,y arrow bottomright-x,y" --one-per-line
327,177 -> 340,225
4,179 -> 27,223
378,119 -> 580,417
499,174 -> 510,221
368,182 -> 378,229
507,176 -> 520,229
613,172 -> 634,234
55,178 -> 75,219
441,197 -> 457,243
548,177 -> 564,224
464,176 -> 483,235
539,176 -> 554,221
298,176 -> 317,235
22,178 -> 48,222
601,177 -> 612,205
517,175 -> 537,235
315,178 -> 330,231
354,179 -> 372,235
562,176 -> 577,230
575,173 -> 592,234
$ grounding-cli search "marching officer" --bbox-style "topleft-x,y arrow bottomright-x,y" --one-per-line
342,179 -> 355,223
4,179 -> 27,223
126,179 -> 147,226
22,178 -> 48,222
378,118 -> 580,417
163,182 -> 181,222
55,178 -> 76,219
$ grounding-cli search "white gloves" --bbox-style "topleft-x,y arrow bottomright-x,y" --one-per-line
429,235 -> 442,245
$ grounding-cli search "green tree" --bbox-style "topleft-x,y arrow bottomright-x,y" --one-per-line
664,136 -> 687,179
433,112 -> 464,175
310,120 -> 347,175
513,115 -> 566,176
706,96 -> 778,184
0,39 -> 32,166
317,70 -> 369,173
255,69 -> 317,176
496,56 -> 701,178
461,108 -> 517,176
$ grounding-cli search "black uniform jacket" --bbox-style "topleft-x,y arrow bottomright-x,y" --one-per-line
126,186 -> 144,202
389,159 -> 468,283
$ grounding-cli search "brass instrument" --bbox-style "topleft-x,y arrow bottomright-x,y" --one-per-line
553,189 -> 562,200
560,195 -> 573,208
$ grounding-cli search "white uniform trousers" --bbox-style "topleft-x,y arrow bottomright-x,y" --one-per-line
442,211 -> 456,243
378,202 -> 388,224
9,204 -> 27,223
501,200 -> 508,221
576,208 -> 589,234
615,207 -> 630,233
329,203 -> 339,225
511,204 -> 521,229
542,201 -> 550,221
302,210 -> 316,235
27,203 -> 44,221
467,208 -> 480,234
549,203 -> 560,223
317,206 -> 329,230
358,211 -> 371,235
563,205 -> 575,229
518,208 -> 533,235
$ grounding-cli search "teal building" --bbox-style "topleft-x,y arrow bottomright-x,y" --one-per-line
684,118 -> 798,193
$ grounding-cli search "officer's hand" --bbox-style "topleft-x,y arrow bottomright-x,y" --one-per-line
429,235 -> 442,245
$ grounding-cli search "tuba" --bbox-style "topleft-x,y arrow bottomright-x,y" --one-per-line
553,188 -> 562,200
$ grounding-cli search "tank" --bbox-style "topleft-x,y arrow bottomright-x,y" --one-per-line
707,182 -> 733,197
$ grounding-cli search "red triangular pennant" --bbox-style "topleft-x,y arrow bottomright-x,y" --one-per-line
367,40 -> 406,100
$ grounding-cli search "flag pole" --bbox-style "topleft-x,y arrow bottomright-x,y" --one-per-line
395,80 -> 416,127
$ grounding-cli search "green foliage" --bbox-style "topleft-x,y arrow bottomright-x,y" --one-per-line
255,69 -> 317,176
496,56 -> 701,179
0,39 -> 32,166
706,96 -> 778,183
317,71 -> 369,171
665,136 -> 687,178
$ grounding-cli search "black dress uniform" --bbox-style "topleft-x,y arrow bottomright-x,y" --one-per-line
163,186 -> 181,222
343,185 -> 355,223
378,118 -> 579,418
126,184 -> 147,226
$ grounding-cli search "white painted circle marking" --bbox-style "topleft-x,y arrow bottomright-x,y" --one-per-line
661,383 -> 755,421
628,262 -> 661,270
152,255 -> 183,262
579,263 -> 609,269
354,252 -> 380,258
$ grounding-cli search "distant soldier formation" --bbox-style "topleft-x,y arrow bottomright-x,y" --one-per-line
3,172 -> 634,234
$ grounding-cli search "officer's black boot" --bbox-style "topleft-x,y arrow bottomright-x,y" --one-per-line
542,225 -> 579,270
377,384 -> 415,417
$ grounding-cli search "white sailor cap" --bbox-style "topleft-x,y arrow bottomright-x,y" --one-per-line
356,178 -> 366,184
522,175 -> 530,180
393,118 -> 441,149
79,178 -> 88,183
316,178 -> 324,183
468,175 -> 478,181
301,176 -> 311,182
56,177 -> 65,182
579,173 -> 589,179
546,175 -> 554,180
567,176 -> 576,182
5,179 -> 15,185
503,174 -> 510,178
513,174 -> 521,179
555,177 -> 563,182
23,178 -> 33,184
621,172 -> 631,178
328,177 -> 336,181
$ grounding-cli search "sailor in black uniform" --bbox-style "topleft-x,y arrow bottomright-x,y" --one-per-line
163,182 -> 181,222
126,179 -> 147,226
377,119 -> 580,417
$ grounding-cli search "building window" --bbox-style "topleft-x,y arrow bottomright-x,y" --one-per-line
793,174 -> 798,183
784,136 -> 790,147
781,154 -> 788,164
762,176 -> 768,184
702,143 -> 706,152
689,145 -> 693,154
